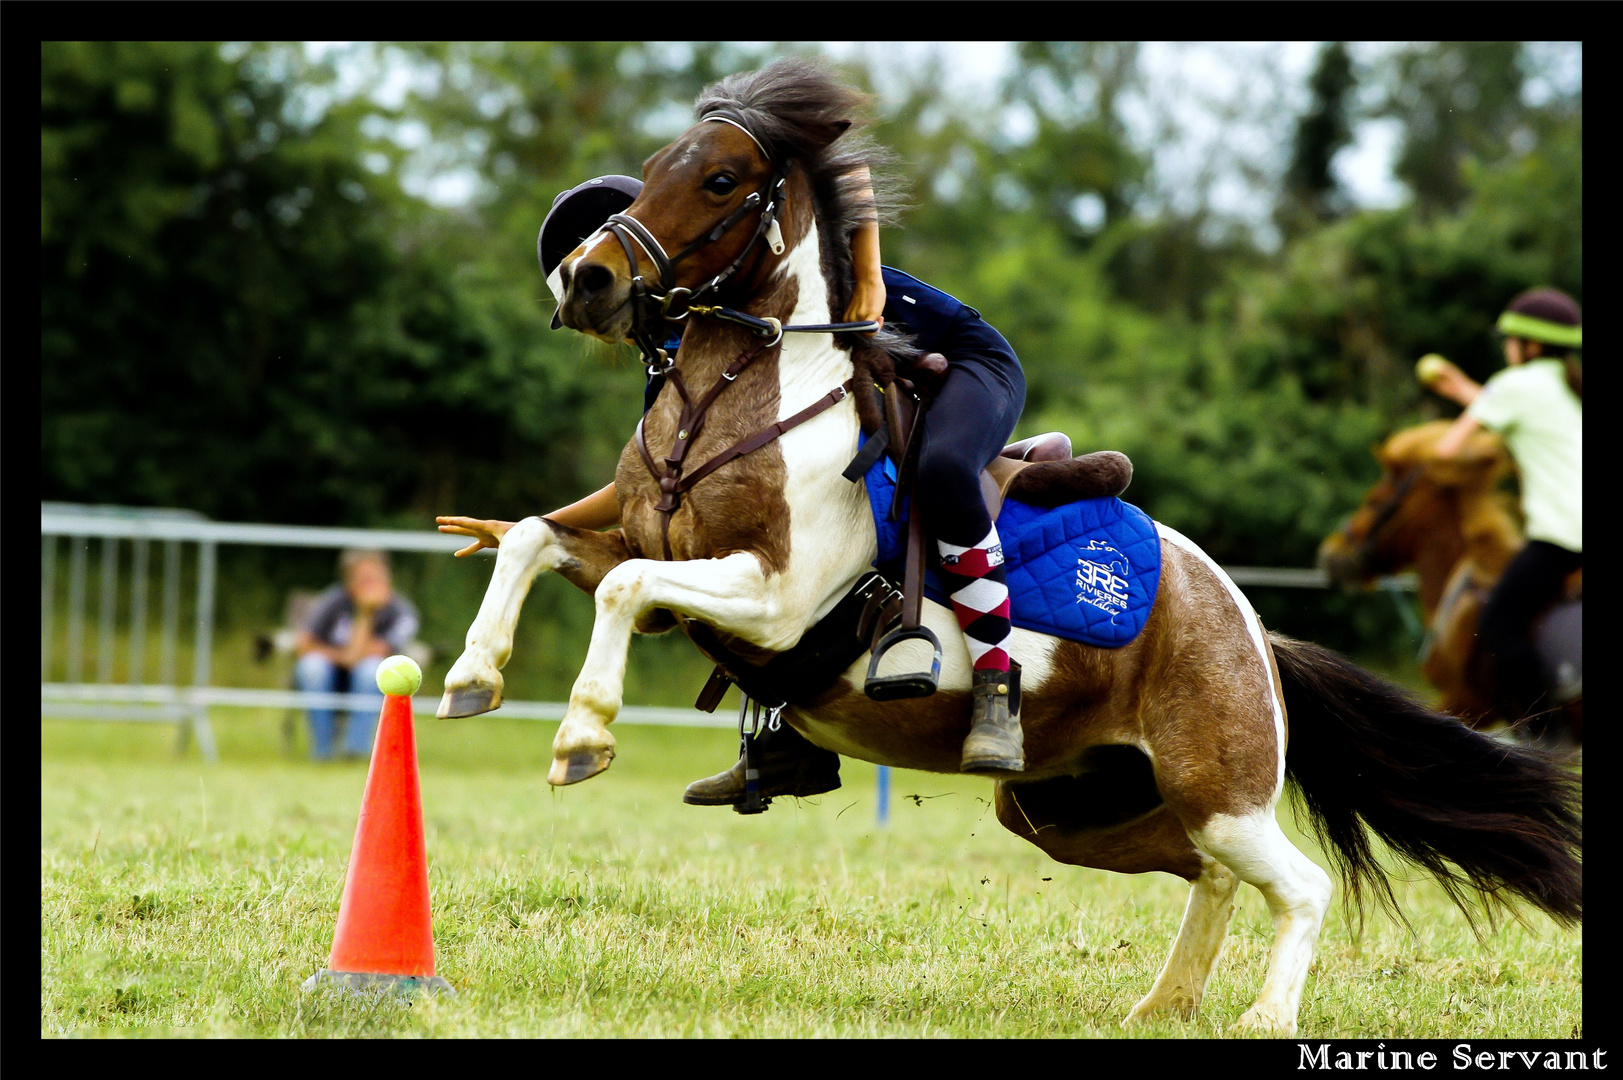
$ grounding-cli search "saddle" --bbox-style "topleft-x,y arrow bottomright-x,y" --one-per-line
688,353 -> 1134,713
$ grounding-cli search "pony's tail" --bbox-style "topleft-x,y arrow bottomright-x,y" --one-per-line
1271,632 -> 1581,933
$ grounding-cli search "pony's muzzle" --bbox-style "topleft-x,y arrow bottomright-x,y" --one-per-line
558,253 -> 633,340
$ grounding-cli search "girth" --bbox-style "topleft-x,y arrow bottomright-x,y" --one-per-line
690,571 -> 904,711
634,341 -> 853,561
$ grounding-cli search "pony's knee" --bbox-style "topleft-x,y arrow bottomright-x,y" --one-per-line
594,560 -> 647,613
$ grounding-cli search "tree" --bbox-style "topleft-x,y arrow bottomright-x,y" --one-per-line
1382,42 -> 1528,214
1277,42 -> 1356,238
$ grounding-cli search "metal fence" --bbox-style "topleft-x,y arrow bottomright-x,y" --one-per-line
41,502 -> 1415,766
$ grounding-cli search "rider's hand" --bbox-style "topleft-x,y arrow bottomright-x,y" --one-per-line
1427,362 -> 1481,408
844,277 -> 885,333
437,516 -> 516,557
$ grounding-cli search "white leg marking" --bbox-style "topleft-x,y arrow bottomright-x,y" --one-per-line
444,517 -> 568,695
1194,810 -> 1333,1036
1125,854 -> 1240,1024
1156,523 -> 1287,797
550,552 -> 806,783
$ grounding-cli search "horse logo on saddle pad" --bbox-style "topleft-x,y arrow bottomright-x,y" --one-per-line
1075,540 -> 1133,621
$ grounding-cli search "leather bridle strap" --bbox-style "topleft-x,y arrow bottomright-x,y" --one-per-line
635,355 -> 854,560
1348,466 -> 1425,568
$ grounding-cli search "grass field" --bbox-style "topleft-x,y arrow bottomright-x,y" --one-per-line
41,708 -> 1581,1039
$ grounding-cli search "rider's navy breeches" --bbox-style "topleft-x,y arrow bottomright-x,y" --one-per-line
916,316 -> 1026,547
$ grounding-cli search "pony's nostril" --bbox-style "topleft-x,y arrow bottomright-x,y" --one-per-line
574,262 -> 615,298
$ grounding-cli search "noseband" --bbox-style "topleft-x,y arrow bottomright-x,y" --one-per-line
594,111 -> 878,371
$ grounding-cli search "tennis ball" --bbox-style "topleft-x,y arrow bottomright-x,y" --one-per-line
1415,354 -> 1450,386
376,654 -> 423,697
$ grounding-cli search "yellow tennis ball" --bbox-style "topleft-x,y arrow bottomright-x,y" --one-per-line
376,655 -> 423,697
1415,354 -> 1450,386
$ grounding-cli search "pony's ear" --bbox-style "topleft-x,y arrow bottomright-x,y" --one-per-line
805,118 -> 852,151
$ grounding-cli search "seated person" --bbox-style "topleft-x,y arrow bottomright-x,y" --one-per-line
295,549 -> 420,760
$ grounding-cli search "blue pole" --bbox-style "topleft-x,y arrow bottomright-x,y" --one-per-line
876,764 -> 890,826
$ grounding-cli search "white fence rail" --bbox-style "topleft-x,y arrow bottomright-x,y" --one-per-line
41,502 -> 1414,763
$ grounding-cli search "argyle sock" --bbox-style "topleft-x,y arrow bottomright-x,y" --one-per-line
937,525 -> 1012,673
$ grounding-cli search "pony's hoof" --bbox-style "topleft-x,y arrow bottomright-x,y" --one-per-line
437,684 -> 502,718
1123,994 -> 1196,1026
1231,1005 -> 1295,1037
548,747 -> 614,786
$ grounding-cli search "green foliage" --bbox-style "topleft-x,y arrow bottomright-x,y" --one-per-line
1382,42 -> 1533,213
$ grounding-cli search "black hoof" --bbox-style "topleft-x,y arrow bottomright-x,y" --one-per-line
437,685 -> 501,718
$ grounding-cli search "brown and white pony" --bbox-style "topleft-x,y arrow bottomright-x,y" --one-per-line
1318,420 -> 1582,738
439,61 -> 1580,1035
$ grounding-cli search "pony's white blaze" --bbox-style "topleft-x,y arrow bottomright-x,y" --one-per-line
1155,522 -> 1287,798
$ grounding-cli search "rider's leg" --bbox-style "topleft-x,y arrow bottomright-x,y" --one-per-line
917,349 -> 1026,771
683,719 -> 842,807
1475,539 -> 1582,731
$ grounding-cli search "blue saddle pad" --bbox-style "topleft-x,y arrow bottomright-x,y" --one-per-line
860,436 -> 1161,648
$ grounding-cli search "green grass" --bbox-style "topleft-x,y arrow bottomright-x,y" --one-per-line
42,711 -> 1580,1038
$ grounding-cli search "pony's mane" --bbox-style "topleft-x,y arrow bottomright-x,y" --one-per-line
694,58 -> 918,402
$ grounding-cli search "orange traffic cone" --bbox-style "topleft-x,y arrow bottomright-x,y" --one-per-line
302,692 -> 452,996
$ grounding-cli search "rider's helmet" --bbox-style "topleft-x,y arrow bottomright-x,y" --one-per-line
1497,287 -> 1583,352
539,175 -> 644,329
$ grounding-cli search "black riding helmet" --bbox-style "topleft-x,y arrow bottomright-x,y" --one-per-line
538,175 -> 644,329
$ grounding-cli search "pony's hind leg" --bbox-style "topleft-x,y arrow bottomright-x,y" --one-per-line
995,770 -> 1235,1024
1191,809 -> 1332,1036
1125,853 -> 1240,1025
440,517 -> 573,717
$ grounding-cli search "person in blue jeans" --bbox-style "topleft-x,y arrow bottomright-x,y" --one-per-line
294,549 -> 421,760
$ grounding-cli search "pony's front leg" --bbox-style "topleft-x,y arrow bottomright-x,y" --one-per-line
550,552 -> 781,786
439,517 -> 575,718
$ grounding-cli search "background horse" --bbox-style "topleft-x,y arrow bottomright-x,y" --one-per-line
1318,420 -> 1582,741
438,60 -> 1580,1036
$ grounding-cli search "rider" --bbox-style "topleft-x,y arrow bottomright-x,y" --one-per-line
1424,287 -> 1582,732
450,167 -> 1030,803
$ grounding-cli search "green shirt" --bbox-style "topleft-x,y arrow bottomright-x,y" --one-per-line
1467,359 -> 1582,552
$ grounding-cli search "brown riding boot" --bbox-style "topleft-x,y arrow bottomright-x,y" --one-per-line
683,721 -> 842,809
960,668 -> 1024,773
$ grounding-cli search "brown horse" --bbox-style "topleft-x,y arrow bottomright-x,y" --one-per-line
437,60 -> 1580,1035
1318,420 -> 1582,738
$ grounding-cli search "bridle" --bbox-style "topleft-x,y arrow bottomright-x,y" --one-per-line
593,110 -> 877,373
1343,465 -> 1426,572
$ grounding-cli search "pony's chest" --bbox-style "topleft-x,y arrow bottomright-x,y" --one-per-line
617,395 -> 795,566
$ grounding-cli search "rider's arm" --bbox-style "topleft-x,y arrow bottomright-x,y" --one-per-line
546,481 -> 621,530
843,166 -> 886,330
1431,411 -> 1482,461
436,482 -> 619,557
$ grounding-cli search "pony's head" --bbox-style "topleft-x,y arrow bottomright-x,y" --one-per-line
1319,419 -> 1510,587
557,58 -> 889,347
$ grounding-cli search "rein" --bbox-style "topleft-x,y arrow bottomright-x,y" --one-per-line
1346,466 -> 1425,570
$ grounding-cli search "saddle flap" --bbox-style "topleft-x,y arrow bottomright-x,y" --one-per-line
980,456 -> 1031,520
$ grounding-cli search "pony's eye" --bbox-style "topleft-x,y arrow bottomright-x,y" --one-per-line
704,174 -> 739,195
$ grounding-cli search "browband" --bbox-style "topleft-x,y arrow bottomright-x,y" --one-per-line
701,113 -> 771,162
